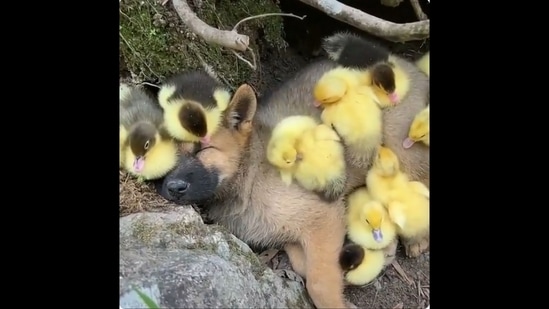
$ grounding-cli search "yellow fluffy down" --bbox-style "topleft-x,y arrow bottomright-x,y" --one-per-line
292,124 -> 346,192
346,187 -> 397,250
122,139 -> 178,180
159,86 -> 230,142
119,125 -> 128,167
164,102 -> 224,142
407,105 -> 430,146
416,52 -> 430,76
267,115 -> 318,170
345,248 -> 385,286
316,68 -> 384,154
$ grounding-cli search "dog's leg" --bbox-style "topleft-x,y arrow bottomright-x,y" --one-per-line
284,243 -> 307,278
302,210 -> 348,308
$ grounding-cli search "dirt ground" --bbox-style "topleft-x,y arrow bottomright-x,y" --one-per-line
119,41 -> 429,308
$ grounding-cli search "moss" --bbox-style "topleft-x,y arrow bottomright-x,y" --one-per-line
119,0 -> 286,84
167,220 -> 218,251
167,220 -> 203,236
222,232 -> 266,280
131,217 -> 161,245
287,292 -> 313,309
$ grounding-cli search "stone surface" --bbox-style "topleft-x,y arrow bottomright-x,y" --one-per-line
119,207 -> 314,308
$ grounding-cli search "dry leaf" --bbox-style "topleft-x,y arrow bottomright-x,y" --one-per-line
392,261 -> 414,285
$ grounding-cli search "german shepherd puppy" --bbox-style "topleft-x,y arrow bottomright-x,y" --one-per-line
158,58 -> 429,308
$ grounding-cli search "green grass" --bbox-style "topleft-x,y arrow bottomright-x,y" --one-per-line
133,287 -> 160,309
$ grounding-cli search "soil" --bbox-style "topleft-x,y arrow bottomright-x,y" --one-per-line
120,1 -> 430,308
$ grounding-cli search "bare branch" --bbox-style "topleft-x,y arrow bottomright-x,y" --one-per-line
230,13 -> 305,70
171,0 -> 307,70
138,81 -> 160,88
298,0 -> 429,42
410,0 -> 428,21
171,0 -> 250,51
233,13 -> 306,31
232,49 -> 256,70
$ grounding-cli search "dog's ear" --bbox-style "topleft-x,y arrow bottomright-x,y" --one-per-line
224,84 -> 257,131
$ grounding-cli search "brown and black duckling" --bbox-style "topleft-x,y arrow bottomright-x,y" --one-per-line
157,70 -> 231,145
120,83 -> 178,180
322,32 -> 411,105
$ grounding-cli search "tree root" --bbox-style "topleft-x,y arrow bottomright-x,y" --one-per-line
410,0 -> 428,21
298,0 -> 429,43
171,0 -> 305,70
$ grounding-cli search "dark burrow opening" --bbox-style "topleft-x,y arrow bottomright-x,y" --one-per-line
127,0 -> 429,96
278,0 -> 430,60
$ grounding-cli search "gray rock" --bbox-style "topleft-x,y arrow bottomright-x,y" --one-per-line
119,207 -> 314,308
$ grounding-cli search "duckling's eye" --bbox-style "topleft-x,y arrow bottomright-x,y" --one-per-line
365,219 -> 370,224
144,140 -> 150,150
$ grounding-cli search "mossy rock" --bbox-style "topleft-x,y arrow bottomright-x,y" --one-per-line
119,0 -> 287,86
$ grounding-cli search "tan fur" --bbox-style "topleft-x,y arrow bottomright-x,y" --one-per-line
170,58 -> 429,308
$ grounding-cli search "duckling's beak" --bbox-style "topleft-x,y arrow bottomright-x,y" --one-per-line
200,136 -> 210,146
402,137 -> 416,149
388,92 -> 399,104
372,229 -> 383,242
313,100 -> 322,108
133,156 -> 145,173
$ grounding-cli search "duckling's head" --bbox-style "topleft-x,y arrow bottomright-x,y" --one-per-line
129,122 -> 158,173
362,201 -> 385,243
268,143 -> 299,169
373,145 -> 400,176
313,68 -> 357,107
178,101 -> 208,144
404,109 -> 430,149
371,62 -> 397,104
280,146 -> 299,167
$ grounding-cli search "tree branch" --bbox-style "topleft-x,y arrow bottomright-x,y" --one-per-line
171,0 -> 250,52
298,0 -> 429,43
410,0 -> 428,21
171,0 -> 306,70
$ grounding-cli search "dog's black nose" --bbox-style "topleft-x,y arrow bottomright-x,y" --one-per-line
167,179 -> 189,195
